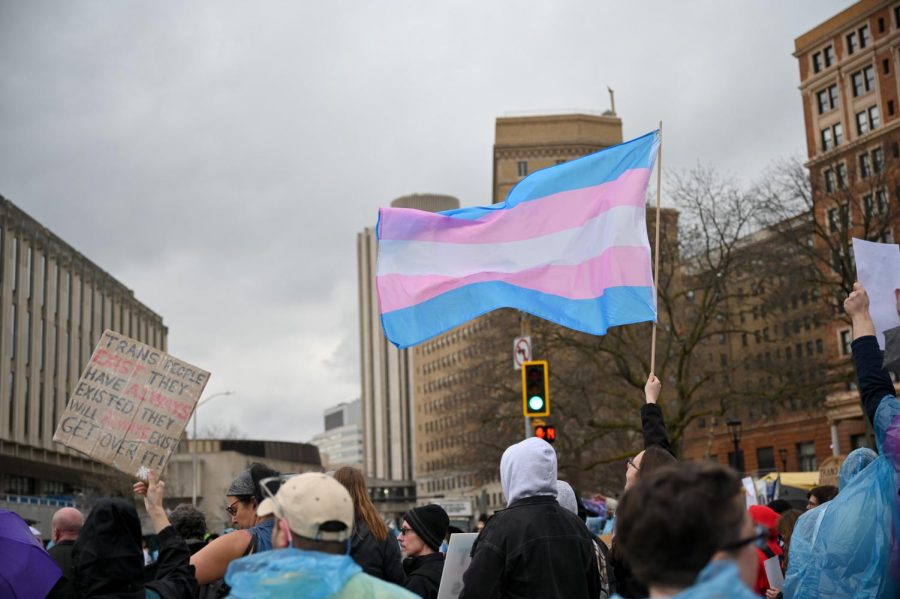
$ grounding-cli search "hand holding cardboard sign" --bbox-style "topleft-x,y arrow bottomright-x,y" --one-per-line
133,469 -> 171,534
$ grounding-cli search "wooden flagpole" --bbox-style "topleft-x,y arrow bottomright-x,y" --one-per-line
650,121 -> 663,375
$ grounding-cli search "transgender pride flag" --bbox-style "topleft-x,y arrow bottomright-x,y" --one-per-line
376,130 -> 660,349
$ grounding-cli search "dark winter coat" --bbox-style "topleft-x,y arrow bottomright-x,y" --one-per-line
72,499 -> 196,599
348,520 -> 406,586
460,495 -> 601,599
403,552 -> 445,599
47,540 -> 77,599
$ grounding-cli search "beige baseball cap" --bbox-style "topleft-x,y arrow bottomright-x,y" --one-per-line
256,472 -> 354,542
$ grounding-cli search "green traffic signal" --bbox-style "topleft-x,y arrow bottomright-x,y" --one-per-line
522,360 -> 549,417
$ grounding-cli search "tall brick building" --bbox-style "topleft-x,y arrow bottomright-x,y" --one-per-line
681,1 -> 900,473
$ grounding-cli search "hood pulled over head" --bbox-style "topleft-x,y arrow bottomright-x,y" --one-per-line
501,437 -> 557,506
72,498 -> 144,597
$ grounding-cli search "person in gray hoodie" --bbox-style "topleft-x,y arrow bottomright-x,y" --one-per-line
460,438 -> 601,599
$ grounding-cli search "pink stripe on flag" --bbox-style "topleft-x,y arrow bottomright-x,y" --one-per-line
379,168 -> 651,244
376,245 -> 652,313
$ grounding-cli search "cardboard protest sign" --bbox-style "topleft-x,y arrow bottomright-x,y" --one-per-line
53,330 -> 210,478
852,238 -> 900,349
436,532 -> 478,599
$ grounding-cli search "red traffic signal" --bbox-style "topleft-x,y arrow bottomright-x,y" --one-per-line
533,425 -> 556,444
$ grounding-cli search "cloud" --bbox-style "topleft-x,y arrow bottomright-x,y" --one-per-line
0,0 -> 849,441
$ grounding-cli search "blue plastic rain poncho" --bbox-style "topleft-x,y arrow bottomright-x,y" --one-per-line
611,560 -> 758,599
225,547 -> 416,599
782,399 -> 899,598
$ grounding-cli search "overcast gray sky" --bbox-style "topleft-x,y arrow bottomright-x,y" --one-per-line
0,1 -> 851,443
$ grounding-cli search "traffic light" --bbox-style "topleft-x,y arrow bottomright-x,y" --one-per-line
533,424 -> 556,444
522,360 -> 549,417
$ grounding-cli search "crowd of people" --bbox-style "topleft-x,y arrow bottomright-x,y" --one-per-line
3,281 -> 897,598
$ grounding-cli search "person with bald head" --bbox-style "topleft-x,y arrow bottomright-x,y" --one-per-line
47,507 -> 84,599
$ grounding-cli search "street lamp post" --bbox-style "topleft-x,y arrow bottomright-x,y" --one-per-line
192,391 -> 236,507
726,419 -> 743,474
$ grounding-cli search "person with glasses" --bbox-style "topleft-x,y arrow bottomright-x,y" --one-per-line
224,473 -> 417,598
398,505 -> 449,599
612,374 -> 677,598
190,463 -> 280,587
613,462 -> 760,598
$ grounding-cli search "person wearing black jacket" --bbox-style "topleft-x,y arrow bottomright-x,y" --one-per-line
400,505 -> 449,599
612,373 -> 677,598
47,507 -> 83,599
460,437 -> 600,599
71,469 -> 197,599
334,466 -> 406,585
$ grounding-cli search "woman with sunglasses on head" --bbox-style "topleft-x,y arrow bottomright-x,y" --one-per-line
191,462 -> 280,587
333,466 -> 406,586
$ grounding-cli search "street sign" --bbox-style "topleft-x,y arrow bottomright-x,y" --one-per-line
432,499 -> 473,517
513,336 -> 532,370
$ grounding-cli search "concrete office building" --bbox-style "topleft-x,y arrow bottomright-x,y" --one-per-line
310,399 -> 364,469
358,193 -> 460,482
0,196 -> 167,532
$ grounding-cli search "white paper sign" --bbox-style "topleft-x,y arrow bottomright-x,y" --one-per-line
742,476 -> 758,509
436,532 -> 478,599
852,238 -> 900,348
764,555 -> 785,589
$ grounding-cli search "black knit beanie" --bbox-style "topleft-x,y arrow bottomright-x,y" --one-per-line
404,504 -> 449,551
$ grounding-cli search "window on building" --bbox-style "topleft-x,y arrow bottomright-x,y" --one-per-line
516,161 -> 528,177
856,110 -> 869,136
817,84 -> 839,114
840,202 -> 851,229
896,5 -> 900,28
825,168 -> 836,192
847,31 -> 858,55
873,147 -> 884,173
860,24 -> 870,48
836,162 -> 847,188
876,188 -> 887,213
880,16 -> 886,33
816,338 -> 824,353
884,58 -> 891,75
864,193 -> 874,219
851,66 -> 875,97
859,151 -> 872,177
828,207 -> 839,232
816,89 -> 829,114
840,329 -> 852,355
824,45 -> 835,66
869,105 -> 881,130
812,52 -> 823,73
797,441 -> 817,472
821,127 -> 834,151
757,447 -> 776,473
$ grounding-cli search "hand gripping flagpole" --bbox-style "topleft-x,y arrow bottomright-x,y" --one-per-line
650,122 -> 663,376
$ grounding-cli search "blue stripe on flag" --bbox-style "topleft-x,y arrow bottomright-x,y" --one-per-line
380,283 -> 657,349
437,130 -> 659,222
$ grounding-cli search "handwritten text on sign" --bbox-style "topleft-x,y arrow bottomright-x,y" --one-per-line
53,330 -> 210,478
